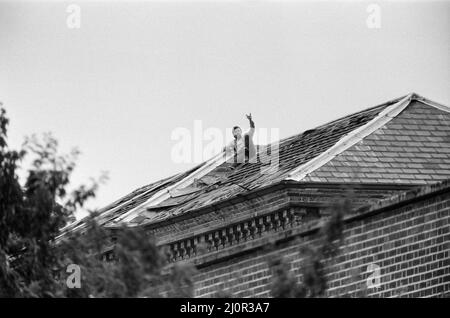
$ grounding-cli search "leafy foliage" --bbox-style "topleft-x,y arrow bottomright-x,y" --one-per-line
0,105 -> 195,297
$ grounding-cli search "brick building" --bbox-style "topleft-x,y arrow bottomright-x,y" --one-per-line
64,93 -> 450,297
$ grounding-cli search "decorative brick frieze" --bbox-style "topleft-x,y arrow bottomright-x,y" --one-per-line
165,207 -> 304,263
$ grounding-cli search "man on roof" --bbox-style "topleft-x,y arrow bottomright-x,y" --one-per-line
224,113 -> 257,164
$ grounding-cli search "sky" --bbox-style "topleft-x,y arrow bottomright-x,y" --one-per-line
1,0 -> 449,218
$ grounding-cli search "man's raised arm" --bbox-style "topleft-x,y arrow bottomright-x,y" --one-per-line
246,113 -> 255,137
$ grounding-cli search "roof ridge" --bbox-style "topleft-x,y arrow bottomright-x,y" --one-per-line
261,94 -> 408,149
409,93 -> 450,113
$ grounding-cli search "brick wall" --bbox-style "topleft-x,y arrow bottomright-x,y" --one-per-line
187,182 -> 449,298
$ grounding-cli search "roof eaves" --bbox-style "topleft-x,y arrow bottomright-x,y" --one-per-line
55,171 -> 186,241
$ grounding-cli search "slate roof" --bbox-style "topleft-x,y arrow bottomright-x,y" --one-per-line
61,93 -> 450,235
302,100 -> 450,184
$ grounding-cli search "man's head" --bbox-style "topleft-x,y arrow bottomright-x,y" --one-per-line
232,126 -> 242,139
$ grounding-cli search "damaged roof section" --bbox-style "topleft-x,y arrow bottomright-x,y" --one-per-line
100,96 -> 404,227
66,93 -> 450,233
